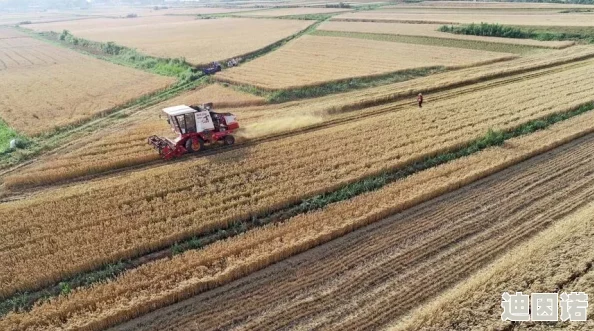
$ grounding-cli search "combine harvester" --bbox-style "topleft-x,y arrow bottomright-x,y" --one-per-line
148,103 -> 239,160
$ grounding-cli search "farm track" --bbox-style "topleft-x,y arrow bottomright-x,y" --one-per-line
5,57 -> 593,197
113,131 -> 594,331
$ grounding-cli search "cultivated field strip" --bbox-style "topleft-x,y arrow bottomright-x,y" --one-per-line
235,7 -> 352,16
317,21 -> 575,49
6,109 -> 593,331
216,35 -> 517,90
4,53 -> 588,190
0,35 -> 80,70
8,47 -> 594,189
111,132 -> 594,331
332,9 -> 594,26
391,201 -> 594,331
27,17 -> 314,66
1,84 -> 266,188
2,61 -> 594,299
0,33 -> 174,135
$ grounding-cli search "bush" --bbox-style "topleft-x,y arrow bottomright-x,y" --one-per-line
438,23 -> 531,39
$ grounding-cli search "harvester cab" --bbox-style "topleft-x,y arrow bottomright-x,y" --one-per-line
148,104 -> 239,160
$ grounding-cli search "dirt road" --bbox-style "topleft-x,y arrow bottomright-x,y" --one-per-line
112,133 -> 594,331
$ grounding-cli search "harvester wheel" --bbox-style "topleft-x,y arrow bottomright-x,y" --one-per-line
185,138 -> 203,153
223,135 -> 235,146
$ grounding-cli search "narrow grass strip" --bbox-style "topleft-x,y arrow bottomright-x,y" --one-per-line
2,101 -> 593,317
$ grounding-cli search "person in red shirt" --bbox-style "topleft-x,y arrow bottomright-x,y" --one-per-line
417,93 -> 423,108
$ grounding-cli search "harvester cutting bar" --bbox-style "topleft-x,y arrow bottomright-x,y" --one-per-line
147,135 -> 185,160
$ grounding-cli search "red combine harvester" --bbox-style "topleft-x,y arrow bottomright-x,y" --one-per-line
148,103 -> 239,160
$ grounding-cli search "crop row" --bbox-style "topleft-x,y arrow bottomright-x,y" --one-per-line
3,102 -> 594,331
5,46 -> 594,189
1,61 -> 594,301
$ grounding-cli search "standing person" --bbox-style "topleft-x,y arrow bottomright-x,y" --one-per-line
417,93 -> 423,108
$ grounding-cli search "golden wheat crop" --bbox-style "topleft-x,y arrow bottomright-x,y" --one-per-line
4,46 -> 594,188
333,9 -> 594,26
2,84 -> 265,188
1,61 -> 594,303
28,17 -> 313,66
4,102 -> 594,331
0,32 -> 174,135
318,21 -> 575,48
216,35 -> 517,90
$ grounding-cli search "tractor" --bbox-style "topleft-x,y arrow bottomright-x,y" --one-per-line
148,103 -> 239,160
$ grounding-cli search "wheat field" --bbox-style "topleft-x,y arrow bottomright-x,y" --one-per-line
1,60 -> 593,302
0,30 -> 174,135
4,101 -> 594,331
28,17 -> 313,66
334,9 -> 594,26
2,84 -> 265,188
216,35 -> 517,89
5,46 -> 594,189
318,21 -> 574,48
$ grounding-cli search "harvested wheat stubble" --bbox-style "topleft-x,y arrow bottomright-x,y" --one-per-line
216,35 -> 517,90
1,60 -> 594,303
388,1 -> 594,9
5,46 -> 594,189
112,127 -> 594,331
27,15 -> 197,32
2,84 -> 265,187
333,9 -> 594,26
28,17 -> 313,66
391,201 -> 594,331
318,21 -> 574,48
6,105 -> 594,331
0,12 -> 83,26
0,27 -> 28,39
60,6 -> 256,17
235,7 -> 351,16
0,35 -> 80,70
0,35 -> 174,136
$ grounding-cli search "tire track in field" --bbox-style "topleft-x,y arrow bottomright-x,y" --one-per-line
111,133 -> 594,331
